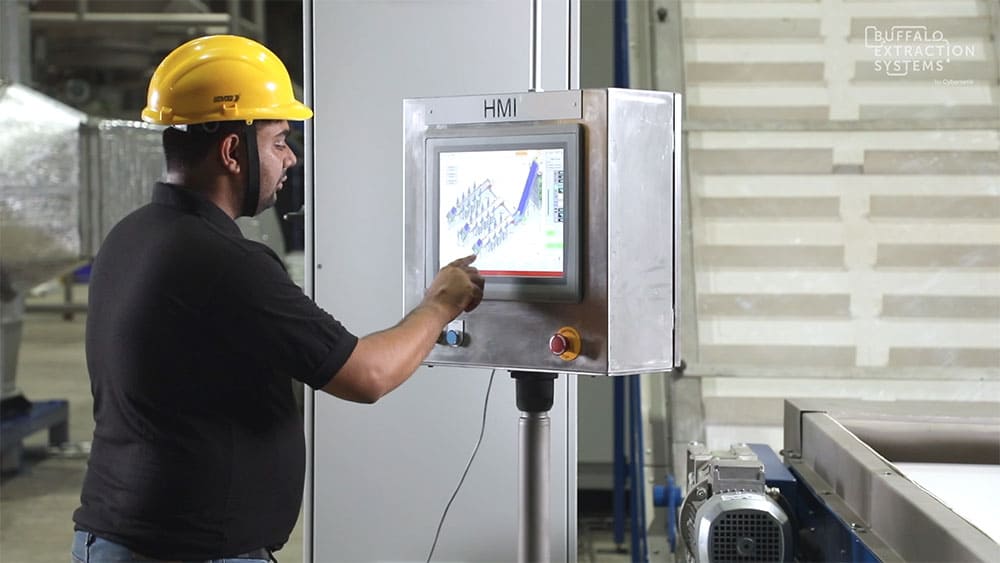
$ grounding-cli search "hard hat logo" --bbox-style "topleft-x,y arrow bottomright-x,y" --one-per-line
141,35 -> 313,126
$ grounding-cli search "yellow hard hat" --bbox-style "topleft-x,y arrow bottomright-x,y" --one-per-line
142,35 -> 312,126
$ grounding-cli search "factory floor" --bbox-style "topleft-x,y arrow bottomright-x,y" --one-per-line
0,285 -> 635,563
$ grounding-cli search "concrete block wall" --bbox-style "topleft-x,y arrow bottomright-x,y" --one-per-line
659,0 -> 1000,468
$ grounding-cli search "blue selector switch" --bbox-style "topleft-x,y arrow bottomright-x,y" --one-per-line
441,319 -> 466,347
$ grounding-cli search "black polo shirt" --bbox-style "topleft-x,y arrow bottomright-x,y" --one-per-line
74,182 -> 357,559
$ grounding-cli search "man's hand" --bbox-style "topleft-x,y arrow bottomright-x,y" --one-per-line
324,255 -> 485,403
424,255 -> 485,319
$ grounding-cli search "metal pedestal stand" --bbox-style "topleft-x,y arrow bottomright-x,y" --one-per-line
512,371 -> 557,563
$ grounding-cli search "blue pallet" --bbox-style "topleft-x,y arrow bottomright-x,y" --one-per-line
1,400 -> 70,473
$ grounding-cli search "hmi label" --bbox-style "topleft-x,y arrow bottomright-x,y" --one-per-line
484,97 -> 517,119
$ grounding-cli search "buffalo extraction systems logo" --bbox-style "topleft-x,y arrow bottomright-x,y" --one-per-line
865,25 -> 976,78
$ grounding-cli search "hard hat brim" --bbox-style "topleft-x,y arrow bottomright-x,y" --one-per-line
142,101 -> 313,126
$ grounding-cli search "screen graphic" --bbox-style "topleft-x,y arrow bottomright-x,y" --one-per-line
439,148 -> 566,277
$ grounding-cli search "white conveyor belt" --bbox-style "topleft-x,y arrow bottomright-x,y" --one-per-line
895,462 -> 1000,544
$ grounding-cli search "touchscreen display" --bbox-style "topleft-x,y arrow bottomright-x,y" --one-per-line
438,148 -> 566,278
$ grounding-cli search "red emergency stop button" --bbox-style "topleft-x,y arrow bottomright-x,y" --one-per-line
549,326 -> 581,361
549,334 -> 568,355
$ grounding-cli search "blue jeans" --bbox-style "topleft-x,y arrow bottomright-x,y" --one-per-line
71,531 -> 274,563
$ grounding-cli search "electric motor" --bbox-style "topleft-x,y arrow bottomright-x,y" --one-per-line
678,444 -> 793,563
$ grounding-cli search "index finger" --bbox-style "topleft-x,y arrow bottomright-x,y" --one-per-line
449,254 -> 477,267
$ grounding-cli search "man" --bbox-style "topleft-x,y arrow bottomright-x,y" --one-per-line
71,35 -> 484,562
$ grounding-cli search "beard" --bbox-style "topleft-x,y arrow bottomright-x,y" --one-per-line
255,190 -> 279,216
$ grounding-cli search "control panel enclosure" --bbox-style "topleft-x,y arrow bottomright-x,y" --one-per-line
404,89 -> 681,375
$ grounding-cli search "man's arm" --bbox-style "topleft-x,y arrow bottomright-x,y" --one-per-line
321,255 -> 483,403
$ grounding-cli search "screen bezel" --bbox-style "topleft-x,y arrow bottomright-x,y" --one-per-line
424,124 -> 582,302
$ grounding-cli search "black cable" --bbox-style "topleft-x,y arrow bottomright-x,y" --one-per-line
426,369 -> 496,563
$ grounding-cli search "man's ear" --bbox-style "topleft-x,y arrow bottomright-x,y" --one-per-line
219,133 -> 242,175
